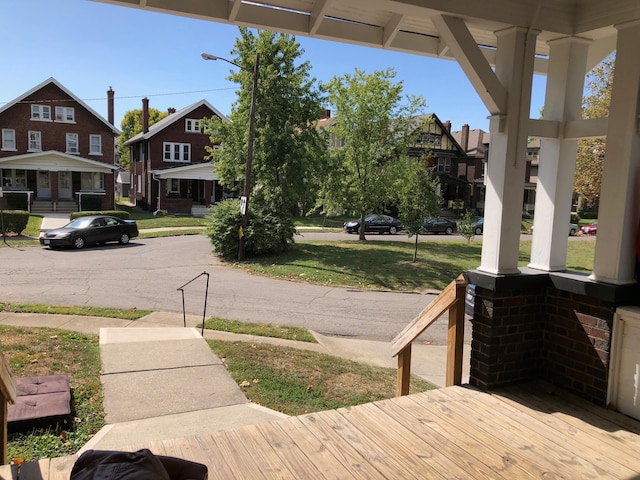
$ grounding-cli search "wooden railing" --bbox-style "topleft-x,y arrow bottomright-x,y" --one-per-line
391,273 -> 468,396
0,352 -> 17,465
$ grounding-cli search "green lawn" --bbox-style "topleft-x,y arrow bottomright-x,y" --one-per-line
239,239 -> 595,291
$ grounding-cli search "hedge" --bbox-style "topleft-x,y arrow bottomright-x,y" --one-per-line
70,210 -> 131,220
0,210 -> 30,235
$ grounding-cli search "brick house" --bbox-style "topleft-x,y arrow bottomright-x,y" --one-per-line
124,99 -> 228,215
0,77 -> 120,213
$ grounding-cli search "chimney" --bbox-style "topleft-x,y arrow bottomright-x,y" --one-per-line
168,107 -> 176,115
107,87 -> 115,126
321,109 -> 331,119
461,124 -> 470,152
443,120 -> 451,132
142,97 -> 150,134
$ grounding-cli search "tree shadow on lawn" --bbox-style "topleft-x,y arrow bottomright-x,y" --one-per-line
252,240 -> 484,291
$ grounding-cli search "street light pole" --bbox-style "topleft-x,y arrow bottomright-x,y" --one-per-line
201,51 -> 259,261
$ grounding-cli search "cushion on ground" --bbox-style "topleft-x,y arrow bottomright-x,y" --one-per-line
7,374 -> 72,432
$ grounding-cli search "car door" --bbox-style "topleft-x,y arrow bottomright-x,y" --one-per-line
85,218 -> 107,244
370,215 -> 386,233
103,217 -> 121,242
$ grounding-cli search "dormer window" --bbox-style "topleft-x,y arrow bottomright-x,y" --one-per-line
55,106 -> 75,122
185,119 -> 201,133
31,104 -> 51,121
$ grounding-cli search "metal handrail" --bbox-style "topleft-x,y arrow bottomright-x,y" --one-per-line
177,271 -> 210,336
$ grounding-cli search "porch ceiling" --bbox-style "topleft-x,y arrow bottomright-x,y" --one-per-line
91,0 -> 631,63
0,151 -> 117,173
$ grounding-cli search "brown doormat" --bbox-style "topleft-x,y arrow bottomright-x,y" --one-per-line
7,374 -> 72,433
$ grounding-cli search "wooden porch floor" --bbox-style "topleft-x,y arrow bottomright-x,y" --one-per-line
4,381 -> 640,479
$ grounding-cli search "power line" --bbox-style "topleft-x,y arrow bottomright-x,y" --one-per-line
1,86 -> 237,106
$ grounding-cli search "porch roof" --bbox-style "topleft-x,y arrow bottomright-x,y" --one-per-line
152,163 -> 218,181
0,151 -> 118,173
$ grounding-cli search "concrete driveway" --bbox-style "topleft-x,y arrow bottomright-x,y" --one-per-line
2,235 -> 466,343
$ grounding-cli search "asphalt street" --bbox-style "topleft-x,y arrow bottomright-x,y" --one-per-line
1,235 -> 462,343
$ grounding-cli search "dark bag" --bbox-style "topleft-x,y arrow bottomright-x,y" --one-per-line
70,449 -> 208,480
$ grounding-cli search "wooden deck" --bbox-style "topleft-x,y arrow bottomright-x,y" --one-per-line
3,381 -> 640,479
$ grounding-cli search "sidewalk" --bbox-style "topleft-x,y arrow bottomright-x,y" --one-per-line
0,310 -> 469,450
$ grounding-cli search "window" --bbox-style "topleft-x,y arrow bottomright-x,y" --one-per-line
163,142 -> 190,162
66,133 -> 79,154
2,129 -> 16,150
418,133 -> 442,146
89,135 -> 102,154
167,179 -> 180,194
436,158 -> 451,173
2,169 -> 26,189
28,131 -> 42,151
31,104 -> 51,121
81,172 -> 104,190
185,119 -> 201,133
55,106 -> 75,122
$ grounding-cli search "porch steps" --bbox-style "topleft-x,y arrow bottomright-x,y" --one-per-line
31,200 -> 78,215
191,205 -> 210,217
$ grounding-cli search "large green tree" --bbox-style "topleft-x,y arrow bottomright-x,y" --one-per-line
204,28 -> 327,217
320,68 -> 427,240
574,54 -> 613,212
118,108 -> 168,171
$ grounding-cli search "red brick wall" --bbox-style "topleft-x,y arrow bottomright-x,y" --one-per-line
542,288 -> 613,405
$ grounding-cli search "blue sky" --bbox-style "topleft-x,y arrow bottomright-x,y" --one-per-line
1,0 -> 547,132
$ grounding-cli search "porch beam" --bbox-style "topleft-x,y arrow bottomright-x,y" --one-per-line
431,14 -> 507,115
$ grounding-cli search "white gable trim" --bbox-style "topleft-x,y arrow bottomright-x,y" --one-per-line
0,151 -> 118,173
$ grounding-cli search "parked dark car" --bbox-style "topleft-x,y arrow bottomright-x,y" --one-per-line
422,217 -> 457,235
343,214 -> 404,234
40,215 -> 139,249
472,217 -> 484,235
581,221 -> 597,235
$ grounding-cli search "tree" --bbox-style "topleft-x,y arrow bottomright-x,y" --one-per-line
573,54 -> 613,212
320,68 -> 427,240
118,108 -> 168,171
204,28 -> 327,217
392,157 -> 441,262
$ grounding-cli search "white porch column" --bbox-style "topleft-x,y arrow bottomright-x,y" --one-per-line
529,37 -> 590,271
479,27 -> 538,275
592,20 -> 640,284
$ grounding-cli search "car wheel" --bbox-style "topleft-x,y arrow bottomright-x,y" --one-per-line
389,226 -> 397,235
119,232 -> 130,244
569,228 -> 577,236
474,227 -> 482,235
445,227 -> 453,235
73,236 -> 86,249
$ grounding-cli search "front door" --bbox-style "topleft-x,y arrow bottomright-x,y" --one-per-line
58,171 -> 72,199
609,307 -> 640,421
37,170 -> 51,199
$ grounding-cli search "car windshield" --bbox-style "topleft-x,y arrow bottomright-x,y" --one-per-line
65,218 -> 94,229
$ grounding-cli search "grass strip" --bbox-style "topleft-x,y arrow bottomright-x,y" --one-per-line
202,317 -> 317,343
0,303 -> 151,320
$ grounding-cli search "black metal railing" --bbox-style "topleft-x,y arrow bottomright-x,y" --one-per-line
177,271 -> 210,336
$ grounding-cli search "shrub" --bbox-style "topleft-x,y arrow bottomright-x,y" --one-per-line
70,210 -> 130,220
0,210 -> 29,235
5,193 -> 28,210
570,213 -> 581,224
457,211 -> 476,244
206,200 -> 296,260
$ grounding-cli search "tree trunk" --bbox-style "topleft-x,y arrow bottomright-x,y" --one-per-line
413,234 -> 419,262
358,211 -> 367,241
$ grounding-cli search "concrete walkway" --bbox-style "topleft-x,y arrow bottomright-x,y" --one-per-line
0,311 -> 470,451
